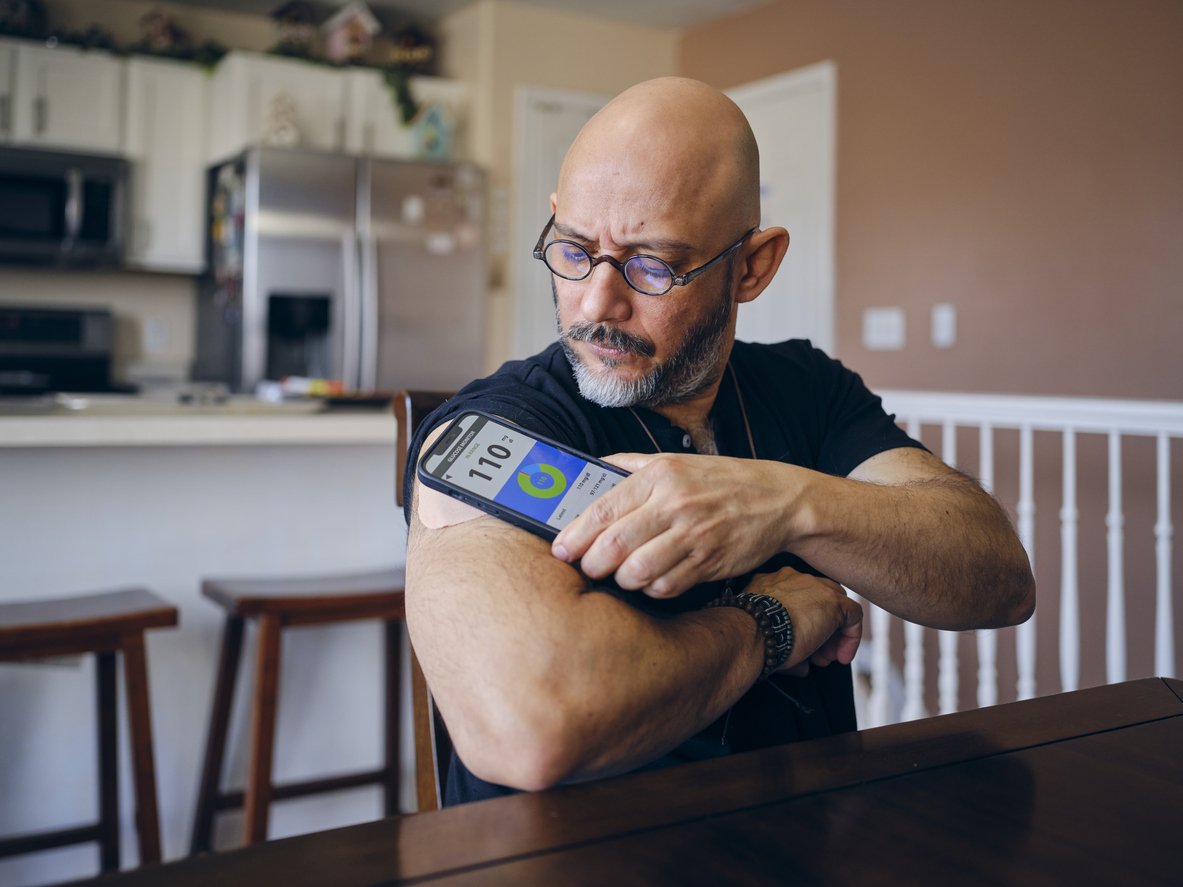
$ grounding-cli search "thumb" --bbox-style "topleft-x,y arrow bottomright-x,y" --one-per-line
601,452 -> 655,474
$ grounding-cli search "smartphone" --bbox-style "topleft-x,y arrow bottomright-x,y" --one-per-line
417,410 -> 629,540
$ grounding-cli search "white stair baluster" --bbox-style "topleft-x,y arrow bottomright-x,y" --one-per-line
1016,425 -> 1037,700
1106,431 -> 1126,684
869,603 -> 891,727
875,390 -> 1183,699
1155,434 -> 1175,678
977,423 -> 998,708
901,621 -> 928,721
1060,429 -> 1080,692
900,416 -> 927,723
846,587 -> 871,725
939,419 -> 959,713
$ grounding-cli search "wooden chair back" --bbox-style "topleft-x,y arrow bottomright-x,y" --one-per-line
393,389 -> 454,812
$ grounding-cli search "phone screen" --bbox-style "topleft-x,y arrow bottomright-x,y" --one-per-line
421,412 -> 625,534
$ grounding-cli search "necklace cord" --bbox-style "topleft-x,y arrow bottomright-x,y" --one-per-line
622,360 -> 802,738
627,361 -> 756,460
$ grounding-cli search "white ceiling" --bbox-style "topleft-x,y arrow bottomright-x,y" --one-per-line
166,0 -> 770,30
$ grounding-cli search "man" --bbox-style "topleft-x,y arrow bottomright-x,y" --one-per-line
404,77 -> 1035,806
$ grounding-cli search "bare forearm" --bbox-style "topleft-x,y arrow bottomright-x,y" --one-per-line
789,465 -> 1035,629
406,509 -> 763,790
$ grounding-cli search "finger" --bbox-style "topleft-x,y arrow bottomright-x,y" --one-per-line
834,631 -> 862,665
811,599 -> 863,666
576,498 -> 676,581
810,649 -> 836,667
612,529 -> 694,594
834,601 -> 864,665
599,452 -> 656,473
622,529 -> 729,598
812,631 -> 860,668
552,472 -> 654,564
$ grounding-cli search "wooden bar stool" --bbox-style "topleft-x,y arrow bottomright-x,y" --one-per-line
189,569 -> 406,851
189,387 -> 454,848
392,389 -> 456,812
0,588 -> 177,873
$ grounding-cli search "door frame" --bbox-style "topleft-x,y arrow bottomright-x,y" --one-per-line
511,85 -> 609,360
727,60 -> 837,354
509,66 -> 836,359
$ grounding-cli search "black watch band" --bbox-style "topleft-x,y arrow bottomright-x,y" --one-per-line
706,586 -> 794,680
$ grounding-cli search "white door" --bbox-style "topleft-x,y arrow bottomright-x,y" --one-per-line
728,62 -> 836,354
509,67 -> 836,359
511,86 -> 607,360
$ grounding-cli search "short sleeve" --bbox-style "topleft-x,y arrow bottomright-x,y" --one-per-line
809,347 -> 925,477
401,347 -> 598,525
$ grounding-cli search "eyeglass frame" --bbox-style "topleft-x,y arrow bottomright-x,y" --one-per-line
532,213 -> 758,297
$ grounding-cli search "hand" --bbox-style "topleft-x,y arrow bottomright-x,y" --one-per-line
552,452 -> 795,598
744,568 -> 863,675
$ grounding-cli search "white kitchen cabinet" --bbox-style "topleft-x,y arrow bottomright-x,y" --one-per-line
206,52 -> 349,163
3,38 -> 124,153
123,57 -> 208,273
344,69 -> 468,160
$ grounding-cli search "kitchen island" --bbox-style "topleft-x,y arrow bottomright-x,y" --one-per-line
0,406 -> 411,887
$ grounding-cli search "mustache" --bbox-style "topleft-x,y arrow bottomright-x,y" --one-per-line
562,322 -> 656,358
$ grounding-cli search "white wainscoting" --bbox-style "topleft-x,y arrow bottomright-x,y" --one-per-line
854,391 -> 1182,727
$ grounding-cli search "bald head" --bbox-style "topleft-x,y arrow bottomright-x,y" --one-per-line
555,78 -> 761,242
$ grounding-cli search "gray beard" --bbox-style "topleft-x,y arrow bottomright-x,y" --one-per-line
554,275 -> 734,409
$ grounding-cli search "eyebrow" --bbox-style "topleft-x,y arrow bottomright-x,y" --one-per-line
553,220 -> 695,256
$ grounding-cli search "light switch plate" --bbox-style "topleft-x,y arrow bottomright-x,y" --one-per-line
144,318 -> 170,355
932,303 -> 956,348
862,307 -> 906,350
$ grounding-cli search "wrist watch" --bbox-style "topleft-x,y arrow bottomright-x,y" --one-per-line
706,585 -> 794,680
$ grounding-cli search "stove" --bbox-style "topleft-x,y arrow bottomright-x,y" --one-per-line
0,305 -> 134,395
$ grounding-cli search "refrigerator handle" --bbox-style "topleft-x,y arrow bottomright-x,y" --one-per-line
359,229 -> 379,391
341,231 -> 362,391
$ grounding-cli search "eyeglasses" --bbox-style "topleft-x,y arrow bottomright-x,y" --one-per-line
532,214 -> 756,296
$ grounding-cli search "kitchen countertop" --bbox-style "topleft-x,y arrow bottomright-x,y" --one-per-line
0,395 -> 397,448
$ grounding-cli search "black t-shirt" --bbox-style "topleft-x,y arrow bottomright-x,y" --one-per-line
404,339 -> 923,806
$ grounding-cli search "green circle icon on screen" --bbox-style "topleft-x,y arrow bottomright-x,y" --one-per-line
517,463 -> 567,499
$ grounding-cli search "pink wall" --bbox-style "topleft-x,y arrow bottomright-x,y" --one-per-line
680,0 -> 1183,399
681,0 -> 1183,697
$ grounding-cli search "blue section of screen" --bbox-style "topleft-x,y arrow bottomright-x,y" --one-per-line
494,441 -> 588,526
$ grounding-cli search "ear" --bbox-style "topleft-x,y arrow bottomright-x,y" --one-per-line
733,227 -> 789,305
549,192 -> 558,213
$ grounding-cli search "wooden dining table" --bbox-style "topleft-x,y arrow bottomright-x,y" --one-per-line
72,677 -> 1182,886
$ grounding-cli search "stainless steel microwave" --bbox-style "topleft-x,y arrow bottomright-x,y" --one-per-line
0,146 -> 128,266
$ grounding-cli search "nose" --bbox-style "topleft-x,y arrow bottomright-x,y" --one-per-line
574,261 -> 634,325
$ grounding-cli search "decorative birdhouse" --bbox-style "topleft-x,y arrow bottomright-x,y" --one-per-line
413,102 -> 454,161
135,7 -> 193,57
322,0 -> 380,64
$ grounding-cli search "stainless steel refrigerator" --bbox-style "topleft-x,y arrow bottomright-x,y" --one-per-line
194,146 -> 487,393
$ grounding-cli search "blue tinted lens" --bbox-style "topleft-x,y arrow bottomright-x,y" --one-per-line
545,241 -> 592,278
624,255 -> 674,294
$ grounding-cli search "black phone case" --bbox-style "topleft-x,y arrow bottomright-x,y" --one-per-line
415,410 -> 629,541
